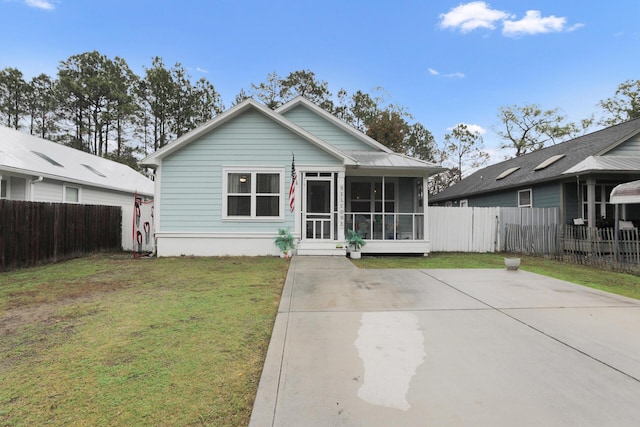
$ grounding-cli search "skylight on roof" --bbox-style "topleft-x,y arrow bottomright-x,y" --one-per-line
496,167 -> 520,180
82,164 -> 106,177
32,151 -> 63,167
534,154 -> 565,171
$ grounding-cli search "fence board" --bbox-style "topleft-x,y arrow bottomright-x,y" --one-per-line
0,200 -> 121,271
430,207 -> 499,252
431,207 -> 560,253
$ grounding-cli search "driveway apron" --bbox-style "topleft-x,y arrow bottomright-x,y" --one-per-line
250,257 -> 640,426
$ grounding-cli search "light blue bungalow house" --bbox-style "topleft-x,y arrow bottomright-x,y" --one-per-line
141,97 -> 444,257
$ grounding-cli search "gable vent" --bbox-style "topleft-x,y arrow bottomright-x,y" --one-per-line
534,154 -> 565,171
496,167 -> 520,180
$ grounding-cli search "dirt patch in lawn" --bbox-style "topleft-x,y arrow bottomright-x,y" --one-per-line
1,276 -> 132,337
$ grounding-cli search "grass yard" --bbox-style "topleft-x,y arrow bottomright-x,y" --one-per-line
354,252 -> 640,300
0,254 -> 289,427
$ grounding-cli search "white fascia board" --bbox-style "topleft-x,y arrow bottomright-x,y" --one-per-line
141,99 -> 262,167
141,98 -> 357,167
277,96 -> 394,154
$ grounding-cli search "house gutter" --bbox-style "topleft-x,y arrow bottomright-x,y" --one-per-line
30,175 -> 44,201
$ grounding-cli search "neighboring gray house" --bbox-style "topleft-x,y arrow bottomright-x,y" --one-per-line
430,118 -> 640,227
141,97 -> 444,257
0,126 -> 154,251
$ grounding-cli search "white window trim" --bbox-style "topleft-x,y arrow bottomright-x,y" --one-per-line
517,188 -> 532,208
459,199 -> 468,207
222,167 -> 285,221
63,184 -> 81,204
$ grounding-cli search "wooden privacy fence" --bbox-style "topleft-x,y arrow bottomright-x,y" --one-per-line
0,200 -> 122,271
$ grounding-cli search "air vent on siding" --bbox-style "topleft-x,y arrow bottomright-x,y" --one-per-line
496,167 -> 520,180
534,154 -> 565,171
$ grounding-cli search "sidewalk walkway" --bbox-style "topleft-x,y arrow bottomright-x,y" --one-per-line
250,256 -> 640,426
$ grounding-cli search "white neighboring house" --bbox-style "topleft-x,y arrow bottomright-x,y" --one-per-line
0,126 -> 154,251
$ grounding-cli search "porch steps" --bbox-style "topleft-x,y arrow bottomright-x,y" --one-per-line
296,241 -> 347,256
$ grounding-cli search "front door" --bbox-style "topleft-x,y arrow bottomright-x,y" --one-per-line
304,174 -> 334,240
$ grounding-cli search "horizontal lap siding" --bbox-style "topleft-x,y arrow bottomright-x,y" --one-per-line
606,134 -> 640,156
160,110 -> 339,232
282,106 -> 374,151
32,180 -> 63,202
470,190 -> 516,207
532,182 -> 560,208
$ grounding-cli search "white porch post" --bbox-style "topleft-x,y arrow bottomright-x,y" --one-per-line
337,171 -> 345,241
422,176 -> 430,255
586,177 -> 596,227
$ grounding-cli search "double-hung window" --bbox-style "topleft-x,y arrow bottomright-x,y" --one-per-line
224,168 -> 284,220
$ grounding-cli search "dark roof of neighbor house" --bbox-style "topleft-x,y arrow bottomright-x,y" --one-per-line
430,118 -> 640,203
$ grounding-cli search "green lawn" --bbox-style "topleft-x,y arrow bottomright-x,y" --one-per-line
354,252 -> 640,300
0,254 -> 289,427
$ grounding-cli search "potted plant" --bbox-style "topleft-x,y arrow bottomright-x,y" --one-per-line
346,229 -> 366,259
504,257 -> 521,270
274,228 -> 295,258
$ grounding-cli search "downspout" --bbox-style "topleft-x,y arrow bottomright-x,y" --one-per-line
30,176 -> 44,201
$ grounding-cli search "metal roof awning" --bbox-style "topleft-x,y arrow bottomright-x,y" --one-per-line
343,150 -> 446,174
610,180 -> 640,204
563,155 -> 640,174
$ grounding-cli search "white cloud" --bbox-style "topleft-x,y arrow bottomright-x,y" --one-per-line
196,67 -> 208,73
429,68 -> 464,79
439,2 -> 580,37
439,1 -> 511,33
567,23 -> 585,32
448,123 -> 487,135
25,0 -> 55,10
502,10 -> 566,36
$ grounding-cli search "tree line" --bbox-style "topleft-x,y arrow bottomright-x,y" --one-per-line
0,50 -> 638,192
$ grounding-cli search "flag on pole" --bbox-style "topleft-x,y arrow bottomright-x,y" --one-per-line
289,154 -> 297,213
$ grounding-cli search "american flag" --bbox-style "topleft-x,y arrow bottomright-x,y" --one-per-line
289,154 -> 297,213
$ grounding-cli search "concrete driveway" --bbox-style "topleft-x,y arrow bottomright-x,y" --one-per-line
250,257 -> 640,426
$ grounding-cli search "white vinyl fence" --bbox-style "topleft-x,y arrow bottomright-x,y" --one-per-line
429,207 -> 560,253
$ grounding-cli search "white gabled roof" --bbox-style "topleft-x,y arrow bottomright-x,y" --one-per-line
141,98 -> 358,167
0,126 -> 153,196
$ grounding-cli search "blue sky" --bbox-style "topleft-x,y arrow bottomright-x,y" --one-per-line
1,0 -> 638,163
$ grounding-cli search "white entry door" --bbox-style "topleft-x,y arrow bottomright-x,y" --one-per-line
303,175 -> 334,240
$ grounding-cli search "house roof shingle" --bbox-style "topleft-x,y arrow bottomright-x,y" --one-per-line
430,118 -> 640,203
